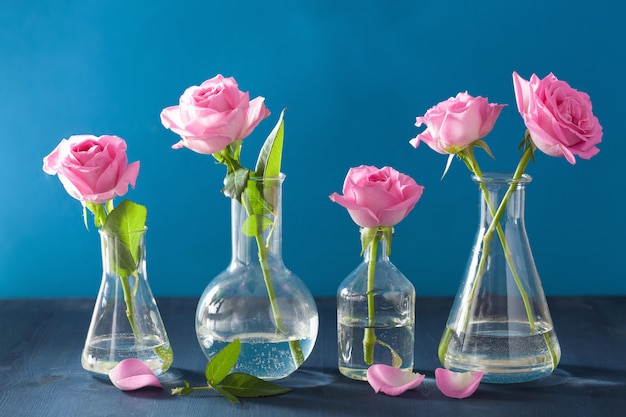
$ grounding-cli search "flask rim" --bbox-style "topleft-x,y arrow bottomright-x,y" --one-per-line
471,172 -> 532,185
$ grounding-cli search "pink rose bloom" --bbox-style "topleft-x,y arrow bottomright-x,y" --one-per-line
410,92 -> 505,154
43,134 -> 140,204
160,74 -> 270,155
512,71 -> 602,164
329,165 -> 424,228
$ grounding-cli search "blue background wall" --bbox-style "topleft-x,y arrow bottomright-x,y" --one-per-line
1,0 -> 624,298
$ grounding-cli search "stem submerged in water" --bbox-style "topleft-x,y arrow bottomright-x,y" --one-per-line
241,184 -> 305,369
439,139 -> 557,371
254,233 -> 304,367
363,235 -> 379,365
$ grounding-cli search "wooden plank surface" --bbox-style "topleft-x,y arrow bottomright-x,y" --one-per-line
1,297 -> 625,416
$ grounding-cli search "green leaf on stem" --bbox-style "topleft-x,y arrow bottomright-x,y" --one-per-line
219,373 -> 292,398
244,180 -> 273,216
170,381 -> 195,396
255,108 -> 286,178
205,338 -> 240,386
241,214 -> 273,237
171,339 -> 292,403
212,384 -> 241,404
223,167 -> 250,201
101,199 -> 147,277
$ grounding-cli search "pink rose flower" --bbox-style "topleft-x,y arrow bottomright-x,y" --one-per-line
43,135 -> 140,204
329,165 -> 424,228
160,74 -> 271,155
410,92 -> 505,154
512,71 -> 602,164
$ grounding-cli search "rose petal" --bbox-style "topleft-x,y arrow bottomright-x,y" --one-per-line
108,359 -> 163,391
366,365 -> 425,396
435,368 -> 483,399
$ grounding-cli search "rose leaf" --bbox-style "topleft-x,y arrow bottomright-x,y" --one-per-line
218,372 -> 292,398
254,108 -> 285,179
205,338 -> 240,386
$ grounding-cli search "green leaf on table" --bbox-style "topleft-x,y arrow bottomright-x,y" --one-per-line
219,373 -> 292,398
254,108 -> 285,178
171,338 -> 293,403
205,338 -> 240,386
212,384 -> 241,404
170,381 -> 195,396
101,199 -> 147,277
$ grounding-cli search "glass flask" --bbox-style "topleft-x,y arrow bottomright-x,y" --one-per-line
337,227 -> 415,381
195,175 -> 319,380
439,173 -> 560,383
82,228 -> 173,377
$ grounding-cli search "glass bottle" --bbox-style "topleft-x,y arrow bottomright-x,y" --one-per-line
195,175 -> 319,380
439,173 -> 561,383
82,228 -> 173,377
337,227 -> 415,381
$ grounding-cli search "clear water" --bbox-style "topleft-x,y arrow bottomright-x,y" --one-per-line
442,321 -> 560,383
198,332 -> 316,380
338,318 -> 414,381
81,334 -> 173,377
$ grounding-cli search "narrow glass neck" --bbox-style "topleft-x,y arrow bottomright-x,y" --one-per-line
98,228 -> 147,276
230,176 -> 284,265
473,172 -> 530,226
363,230 -> 390,263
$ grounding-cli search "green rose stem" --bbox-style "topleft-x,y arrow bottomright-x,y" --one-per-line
120,273 -> 138,336
363,231 -> 380,365
438,132 -> 557,369
218,143 -> 304,369
96,200 -> 173,365
253,229 -> 304,367
240,194 -> 304,367
361,226 -> 400,366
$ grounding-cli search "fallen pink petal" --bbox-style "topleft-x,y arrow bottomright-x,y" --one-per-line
108,359 -> 163,391
435,368 -> 483,399
366,364 -> 425,396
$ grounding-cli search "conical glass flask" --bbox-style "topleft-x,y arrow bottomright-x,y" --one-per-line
439,173 -> 560,383
81,228 -> 173,378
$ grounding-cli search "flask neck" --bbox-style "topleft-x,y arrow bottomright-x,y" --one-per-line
99,228 -> 147,278
230,176 -> 284,266
362,227 -> 391,263
474,173 -> 530,227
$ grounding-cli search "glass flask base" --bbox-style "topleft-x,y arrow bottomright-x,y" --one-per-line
197,332 -> 316,380
441,321 -> 560,384
338,319 -> 414,381
81,334 -> 173,378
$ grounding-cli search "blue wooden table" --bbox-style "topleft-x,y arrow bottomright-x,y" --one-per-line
1,297 -> 625,416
